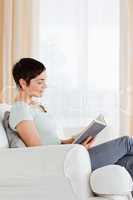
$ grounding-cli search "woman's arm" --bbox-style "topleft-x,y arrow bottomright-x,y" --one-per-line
61,137 -> 75,144
16,120 -> 43,147
61,136 -> 95,150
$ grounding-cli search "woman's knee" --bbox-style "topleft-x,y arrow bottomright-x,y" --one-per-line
122,136 -> 132,142
121,136 -> 133,152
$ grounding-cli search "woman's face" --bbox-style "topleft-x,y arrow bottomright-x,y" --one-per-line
21,71 -> 47,98
29,71 -> 47,97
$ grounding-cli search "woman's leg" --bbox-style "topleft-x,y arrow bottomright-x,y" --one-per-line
88,136 -> 133,171
115,155 -> 133,179
116,155 -> 133,197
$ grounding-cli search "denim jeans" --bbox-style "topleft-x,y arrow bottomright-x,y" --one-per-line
88,136 -> 133,174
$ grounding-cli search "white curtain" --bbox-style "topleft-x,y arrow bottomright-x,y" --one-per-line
120,0 -> 133,136
39,0 -> 119,141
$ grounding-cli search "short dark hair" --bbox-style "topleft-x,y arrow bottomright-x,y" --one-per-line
12,58 -> 46,88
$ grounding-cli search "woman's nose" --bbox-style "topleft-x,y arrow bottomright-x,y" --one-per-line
43,82 -> 47,89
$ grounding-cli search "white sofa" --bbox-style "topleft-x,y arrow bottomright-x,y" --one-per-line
0,103 -> 132,200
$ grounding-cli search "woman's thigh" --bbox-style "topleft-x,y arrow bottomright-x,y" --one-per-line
88,136 -> 133,171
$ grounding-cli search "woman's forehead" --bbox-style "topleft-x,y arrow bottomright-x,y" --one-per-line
34,71 -> 47,80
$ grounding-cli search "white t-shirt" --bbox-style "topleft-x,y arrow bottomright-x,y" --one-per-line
9,101 -> 61,145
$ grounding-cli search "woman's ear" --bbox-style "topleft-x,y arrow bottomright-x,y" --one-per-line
19,79 -> 27,90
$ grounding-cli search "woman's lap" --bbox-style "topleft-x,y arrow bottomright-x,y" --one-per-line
88,136 -> 133,171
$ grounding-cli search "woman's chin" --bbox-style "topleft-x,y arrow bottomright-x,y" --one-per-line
39,94 -> 43,97
38,93 -> 44,97
32,94 -> 42,98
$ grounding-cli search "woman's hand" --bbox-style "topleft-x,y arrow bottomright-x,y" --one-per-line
61,136 -> 95,149
81,136 -> 95,150
61,137 -> 75,144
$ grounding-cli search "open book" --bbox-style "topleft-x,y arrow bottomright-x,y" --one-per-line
73,114 -> 107,144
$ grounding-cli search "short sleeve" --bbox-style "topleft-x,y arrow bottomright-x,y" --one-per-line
9,101 -> 33,131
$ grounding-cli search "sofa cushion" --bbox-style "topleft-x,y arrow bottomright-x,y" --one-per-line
2,111 -> 26,148
90,165 -> 133,195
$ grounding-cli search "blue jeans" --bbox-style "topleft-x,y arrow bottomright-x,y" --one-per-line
89,136 -> 133,175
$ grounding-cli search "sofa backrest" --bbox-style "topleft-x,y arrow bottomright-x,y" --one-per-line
0,104 -> 11,148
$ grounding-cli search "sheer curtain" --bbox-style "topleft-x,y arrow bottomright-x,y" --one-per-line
120,0 -> 133,136
39,0 -> 119,141
0,0 -> 4,102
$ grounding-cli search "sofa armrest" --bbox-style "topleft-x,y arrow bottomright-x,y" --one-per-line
64,144 -> 93,199
0,144 -> 92,200
90,165 -> 133,195
0,145 -> 77,178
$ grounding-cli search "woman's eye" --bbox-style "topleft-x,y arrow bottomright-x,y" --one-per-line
37,82 -> 43,85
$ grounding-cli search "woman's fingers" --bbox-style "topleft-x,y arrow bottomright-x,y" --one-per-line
81,136 -> 96,150
82,136 -> 93,145
87,138 -> 95,145
85,138 -> 95,149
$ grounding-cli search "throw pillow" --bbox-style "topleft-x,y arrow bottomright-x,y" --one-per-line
2,111 -> 26,148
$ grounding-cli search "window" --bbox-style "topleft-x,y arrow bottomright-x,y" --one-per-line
39,0 -> 119,140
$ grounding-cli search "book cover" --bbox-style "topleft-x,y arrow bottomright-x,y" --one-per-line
74,114 -> 107,144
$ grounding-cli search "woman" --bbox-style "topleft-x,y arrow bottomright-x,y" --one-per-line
9,57 -> 133,178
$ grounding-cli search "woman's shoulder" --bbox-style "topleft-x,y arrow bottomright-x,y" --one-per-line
10,101 -> 33,118
11,99 -> 47,115
11,101 -> 30,110
9,101 -> 33,131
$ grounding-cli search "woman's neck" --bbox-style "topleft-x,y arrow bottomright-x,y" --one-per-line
14,91 -> 32,105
